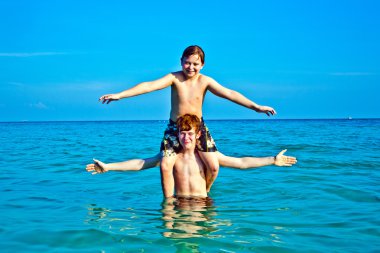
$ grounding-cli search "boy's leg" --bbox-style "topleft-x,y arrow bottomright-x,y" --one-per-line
160,119 -> 181,198
197,119 -> 219,192
198,151 -> 219,192
160,155 -> 177,198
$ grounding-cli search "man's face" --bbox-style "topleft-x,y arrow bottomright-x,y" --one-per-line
178,127 -> 201,150
181,54 -> 204,78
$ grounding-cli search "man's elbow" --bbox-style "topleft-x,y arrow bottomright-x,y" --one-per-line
235,160 -> 248,170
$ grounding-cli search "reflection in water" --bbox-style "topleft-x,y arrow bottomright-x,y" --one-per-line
85,197 -> 231,251
86,204 -> 112,221
161,196 -> 222,239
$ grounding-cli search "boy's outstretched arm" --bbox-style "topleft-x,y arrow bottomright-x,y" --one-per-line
99,74 -> 175,104
216,150 -> 297,169
86,154 -> 161,174
207,78 -> 276,116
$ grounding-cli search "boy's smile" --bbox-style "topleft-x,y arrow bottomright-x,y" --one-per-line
181,54 -> 204,78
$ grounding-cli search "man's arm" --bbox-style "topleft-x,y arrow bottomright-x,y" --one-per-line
86,154 -> 161,174
216,150 -> 297,169
99,73 -> 175,104
207,78 -> 276,116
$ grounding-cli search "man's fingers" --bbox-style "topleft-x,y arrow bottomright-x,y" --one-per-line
278,149 -> 287,156
93,159 -> 102,165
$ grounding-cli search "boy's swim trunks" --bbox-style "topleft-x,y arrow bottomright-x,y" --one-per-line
160,118 -> 217,157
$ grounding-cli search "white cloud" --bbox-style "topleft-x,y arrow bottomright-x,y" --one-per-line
29,102 -> 48,110
0,52 -> 68,57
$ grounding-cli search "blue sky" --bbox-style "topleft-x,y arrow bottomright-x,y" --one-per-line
0,0 -> 379,121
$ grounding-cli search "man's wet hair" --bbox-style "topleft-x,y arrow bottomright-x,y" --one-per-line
176,114 -> 201,133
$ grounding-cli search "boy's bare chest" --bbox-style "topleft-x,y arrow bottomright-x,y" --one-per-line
173,82 -> 207,100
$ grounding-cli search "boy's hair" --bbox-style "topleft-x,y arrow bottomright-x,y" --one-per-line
181,45 -> 205,64
177,114 -> 201,133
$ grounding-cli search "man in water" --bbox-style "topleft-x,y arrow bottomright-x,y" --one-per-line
86,114 -> 297,198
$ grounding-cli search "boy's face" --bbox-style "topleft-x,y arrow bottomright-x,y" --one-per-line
181,54 -> 204,78
178,127 -> 201,150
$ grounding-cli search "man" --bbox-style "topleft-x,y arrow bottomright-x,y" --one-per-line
86,114 -> 297,197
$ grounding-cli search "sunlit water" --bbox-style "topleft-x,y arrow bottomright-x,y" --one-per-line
0,119 -> 379,252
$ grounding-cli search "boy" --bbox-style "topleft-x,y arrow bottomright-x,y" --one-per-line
99,46 -> 276,197
86,114 -> 297,198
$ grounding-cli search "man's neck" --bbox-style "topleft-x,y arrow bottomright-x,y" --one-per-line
181,148 -> 197,158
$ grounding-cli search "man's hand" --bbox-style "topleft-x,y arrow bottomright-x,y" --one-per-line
274,150 -> 297,166
257,105 -> 276,116
99,94 -> 120,104
86,159 -> 108,174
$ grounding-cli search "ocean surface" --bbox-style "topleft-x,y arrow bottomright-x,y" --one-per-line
0,119 -> 379,252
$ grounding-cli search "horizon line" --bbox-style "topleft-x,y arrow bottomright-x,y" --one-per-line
1,117 -> 379,123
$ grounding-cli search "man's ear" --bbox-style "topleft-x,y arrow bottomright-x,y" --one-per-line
196,130 -> 201,139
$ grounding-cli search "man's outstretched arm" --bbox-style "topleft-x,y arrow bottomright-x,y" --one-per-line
86,154 -> 161,174
216,150 -> 297,169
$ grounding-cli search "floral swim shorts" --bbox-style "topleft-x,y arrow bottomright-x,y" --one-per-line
160,118 -> 217,157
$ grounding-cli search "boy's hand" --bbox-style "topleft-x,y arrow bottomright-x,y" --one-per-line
86,159 -> 108,174
274,150 -> 297,167
257,105 -> 276,116
99,94 -> 120,104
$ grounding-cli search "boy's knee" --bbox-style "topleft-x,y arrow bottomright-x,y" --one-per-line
208,161 -> 219,175
160,156 -> 176,173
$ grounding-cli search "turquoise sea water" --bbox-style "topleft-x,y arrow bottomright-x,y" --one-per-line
0,119 -> 379,252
